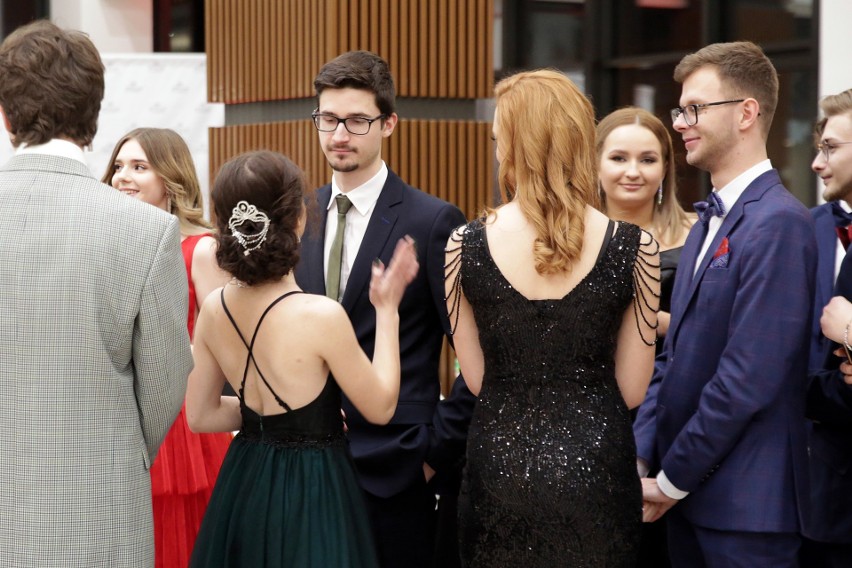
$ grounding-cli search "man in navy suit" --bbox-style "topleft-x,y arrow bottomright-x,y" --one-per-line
294,51 -> 475,568
803,88 -> 852,568
634,41 -> 817,567
808,105 -> 852,371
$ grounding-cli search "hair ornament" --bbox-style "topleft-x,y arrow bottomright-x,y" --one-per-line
228,200 -> 270,256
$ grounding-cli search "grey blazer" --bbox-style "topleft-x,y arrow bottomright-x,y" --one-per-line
0,154 -> 192,566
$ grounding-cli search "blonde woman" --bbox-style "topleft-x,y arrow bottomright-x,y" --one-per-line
597,107 -> 695,339
103,128 -> 233,568
445,70 -> 660,566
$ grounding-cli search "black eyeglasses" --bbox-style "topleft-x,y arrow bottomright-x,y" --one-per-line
670,99 -> 745,126
311,111 -> 387,135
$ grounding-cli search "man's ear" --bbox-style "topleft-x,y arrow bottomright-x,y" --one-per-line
739,98 -> 761,131
381,112 -> 399,138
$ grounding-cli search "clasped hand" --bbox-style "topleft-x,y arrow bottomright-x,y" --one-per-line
641,478 -> 677,523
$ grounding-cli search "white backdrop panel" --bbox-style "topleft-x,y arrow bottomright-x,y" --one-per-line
0,53 -> 224,217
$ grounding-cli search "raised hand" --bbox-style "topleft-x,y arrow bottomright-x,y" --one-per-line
369,236 -> 419,310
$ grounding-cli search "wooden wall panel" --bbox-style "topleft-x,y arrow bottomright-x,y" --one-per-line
207,0 -> 493,103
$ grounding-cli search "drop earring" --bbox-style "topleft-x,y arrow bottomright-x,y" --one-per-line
656,183 -> 663,206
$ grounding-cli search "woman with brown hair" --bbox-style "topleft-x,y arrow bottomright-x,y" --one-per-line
186,150 -> 418,567
445,70 -> 660,566
103,128 -> 233,568
597,107 -> 695,339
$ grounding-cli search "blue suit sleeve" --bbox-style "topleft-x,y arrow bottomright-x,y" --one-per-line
422,203 -> 477,473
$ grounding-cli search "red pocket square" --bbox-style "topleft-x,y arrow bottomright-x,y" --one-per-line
713,237 -> 729,259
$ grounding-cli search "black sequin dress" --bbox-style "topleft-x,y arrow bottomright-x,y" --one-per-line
446,219 -> 657,567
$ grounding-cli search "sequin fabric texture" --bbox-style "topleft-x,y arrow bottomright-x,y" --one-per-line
446,219 -> 658,567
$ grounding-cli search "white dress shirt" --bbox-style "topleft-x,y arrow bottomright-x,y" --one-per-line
323,162 -> 389,298
16,138 -> 88,165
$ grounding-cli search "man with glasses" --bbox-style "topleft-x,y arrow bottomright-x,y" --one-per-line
634,41 -> 817,567
803,88 -> 852,568
808,99 -> 852,372
295,50 -> 475,568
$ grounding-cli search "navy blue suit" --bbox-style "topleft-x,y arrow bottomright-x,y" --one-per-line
295,169 -> 475,567
803,241 -> 852,564
634,170 -> 816,564
809,203 -> 840,371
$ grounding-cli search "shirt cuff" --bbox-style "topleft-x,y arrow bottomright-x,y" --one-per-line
657,470 -> 689,500
637,458 -> 650,478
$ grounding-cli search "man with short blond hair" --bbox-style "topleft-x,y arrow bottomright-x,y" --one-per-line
635,41 -> 816,567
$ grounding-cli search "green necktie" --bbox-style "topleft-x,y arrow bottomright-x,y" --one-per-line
326,194 -> 353,301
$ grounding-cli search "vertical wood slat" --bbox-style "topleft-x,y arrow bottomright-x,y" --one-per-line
397,1 -> 407,94
427,1 -> 438,97
418,2 -> 434,97
379,1 -> 390,60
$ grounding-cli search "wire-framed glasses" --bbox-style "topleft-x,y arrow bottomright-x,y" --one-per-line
670,99 -> 745,126
311,111 -> 387,135
817,140 -> 852,161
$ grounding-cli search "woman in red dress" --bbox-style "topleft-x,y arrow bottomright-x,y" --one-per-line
103,128 -> 233,567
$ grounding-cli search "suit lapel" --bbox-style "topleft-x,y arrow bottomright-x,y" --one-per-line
666,221 -> 706,343
668,170 -> 779,345
300,185 -> 332,296
340,175 -> 402,310
814,210 -> 838,298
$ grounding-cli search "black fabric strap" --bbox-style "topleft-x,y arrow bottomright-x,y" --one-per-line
596,220 -> 615,265
220,289 -> 304,411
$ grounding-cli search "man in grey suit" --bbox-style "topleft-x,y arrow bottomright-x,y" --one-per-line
0,21 -> 192,567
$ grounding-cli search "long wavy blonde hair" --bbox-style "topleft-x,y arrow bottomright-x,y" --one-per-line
493,69 -> 598,274
102,127 -> 211,235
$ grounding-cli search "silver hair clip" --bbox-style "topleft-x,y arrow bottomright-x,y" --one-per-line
228,200 -> 270,256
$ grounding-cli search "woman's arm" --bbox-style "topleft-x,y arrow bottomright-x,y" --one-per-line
192,235 -> 232,309
186,297 -> 241,433
614,230 -> 661,408
444,228 -> 484,396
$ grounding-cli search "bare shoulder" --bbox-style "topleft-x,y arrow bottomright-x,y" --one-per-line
191,235 -> 218,261
585,205 -> 615,239
196,234 -> 218,252
291,292 -> 350,326
198,286 -> 226,314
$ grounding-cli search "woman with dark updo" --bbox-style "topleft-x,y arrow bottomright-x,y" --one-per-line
186,150 -> 418,567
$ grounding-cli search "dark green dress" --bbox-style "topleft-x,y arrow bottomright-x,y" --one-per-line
190,290 -> 379,567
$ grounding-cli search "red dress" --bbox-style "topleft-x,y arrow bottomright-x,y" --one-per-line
151,234 -> 233,568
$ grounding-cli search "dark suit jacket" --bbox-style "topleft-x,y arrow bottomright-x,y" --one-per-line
809,202 -> 839,370
634,169 -> 816,533
805,246 -> 852,543
295,169 -> 476,498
